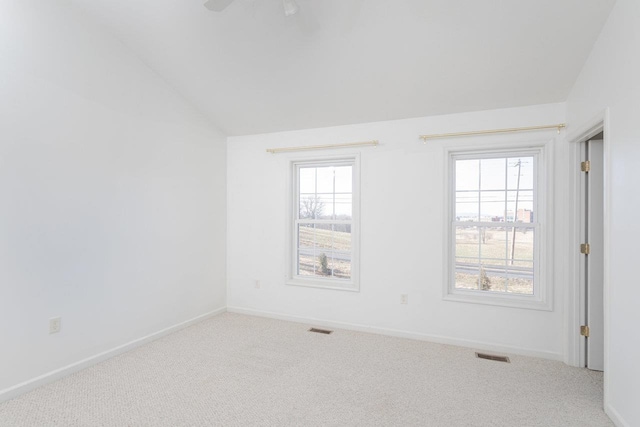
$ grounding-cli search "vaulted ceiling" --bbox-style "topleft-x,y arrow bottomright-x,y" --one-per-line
69,0 -> 615,135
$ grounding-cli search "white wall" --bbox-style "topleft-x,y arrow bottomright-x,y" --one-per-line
227,103 -> 568,360
0,1 -> 226,395
566,0 -> 640,425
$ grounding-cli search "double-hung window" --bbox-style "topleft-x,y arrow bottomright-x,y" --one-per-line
447,145 -> 551,310
288,158 -> 359,291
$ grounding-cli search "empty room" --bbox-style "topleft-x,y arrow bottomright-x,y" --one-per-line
1,0 -> 638,426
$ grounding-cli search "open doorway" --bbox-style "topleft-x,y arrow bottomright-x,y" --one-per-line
579,134 -> 604,371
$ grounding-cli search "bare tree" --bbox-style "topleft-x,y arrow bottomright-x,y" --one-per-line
300,196 -> 324,219
479,265 -> 492,290
480,228 -> 493,243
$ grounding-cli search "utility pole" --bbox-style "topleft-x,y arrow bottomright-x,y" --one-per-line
510,160 -> 522,265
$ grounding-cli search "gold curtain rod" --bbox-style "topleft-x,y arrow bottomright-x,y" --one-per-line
419,123 -> 566,142
266,140 -> 379,154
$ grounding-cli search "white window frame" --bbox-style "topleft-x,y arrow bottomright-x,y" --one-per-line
444,142 -> 553,311
286,156 -> 360,291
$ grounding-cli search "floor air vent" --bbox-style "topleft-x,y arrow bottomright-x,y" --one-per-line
309,327 -> 333,335
475,352 -> 510,363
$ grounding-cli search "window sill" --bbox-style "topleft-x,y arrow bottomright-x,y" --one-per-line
286,278 -> 359,292
444,289 -> 552,311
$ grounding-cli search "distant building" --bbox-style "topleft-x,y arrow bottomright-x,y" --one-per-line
506,209 -> 534,223
517,209 -> 533,223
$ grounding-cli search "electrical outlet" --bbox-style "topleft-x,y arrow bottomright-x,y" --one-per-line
255,280 -> 261,289
400,294 -> 408,305
49,317 -> 61,334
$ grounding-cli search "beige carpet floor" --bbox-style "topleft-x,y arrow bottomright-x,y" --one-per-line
0,312 -> 612,426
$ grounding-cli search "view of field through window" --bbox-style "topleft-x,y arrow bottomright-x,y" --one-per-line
454,155 -> 536,294
296,164 -> 353,280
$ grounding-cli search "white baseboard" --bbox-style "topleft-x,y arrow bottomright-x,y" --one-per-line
605,403 -> 630,427
0,307 -> 227,403
227,306 -> 563,361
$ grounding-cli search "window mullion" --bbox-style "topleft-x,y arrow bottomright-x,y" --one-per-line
313,168 -> 318,275
504,158 -> 508,292
477,160 -> 481,290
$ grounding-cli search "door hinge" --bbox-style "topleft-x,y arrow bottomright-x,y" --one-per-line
580,325 -> 590,337
580,243 -> 591,255
581,160 -> 591,172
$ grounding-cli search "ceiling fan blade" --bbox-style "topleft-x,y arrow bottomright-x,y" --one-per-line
204,0 -> 234,12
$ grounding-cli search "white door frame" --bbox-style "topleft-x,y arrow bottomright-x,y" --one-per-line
564,108 -> 611,399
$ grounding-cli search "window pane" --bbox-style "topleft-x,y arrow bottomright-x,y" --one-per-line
456,265 -> 507,292
507,228 -> 534,264
456,191 -> 479,221
310,251 -> 351,280
507,157 -> 534,190
299,194 -> 323,219
316,167 -> 335,194
483,272 -> 508,292
455,271 -> 479,290
462,264 -> 534,294
298,224 -> 351,255
507,190 -> 534,223
506,190 -> 534,223
298,251 -> 319,276
313,223 -> 333,250
298,224 -> 315,249
480,191 -> 506,221
478,267 -> 534,294
334,192 -> 352,220
298,246 -> 352,281
299,165 -> 352,220
506,264 -> 534,294
456,159 -> 479,191
299,167 -> 316,194
479,226 -> 508,265
315,194 -> 334,219
454,224 -> 535,295
480,158 -> 506,190
333,224 -> 352,252
329,252 -> 351,280
318,193 -> 352,220
299,250 -> 352,280
333,166 -> 352,193
455,226 -> 479,259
